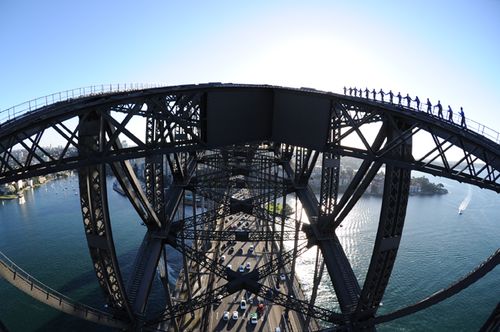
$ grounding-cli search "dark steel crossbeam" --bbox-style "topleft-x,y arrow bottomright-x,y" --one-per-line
166,234 -> 228,279
179,229 -> 305,242
147,284 -> 230,324
257,284 -> 345,324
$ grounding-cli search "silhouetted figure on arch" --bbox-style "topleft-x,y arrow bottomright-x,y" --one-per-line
349,87 -> 353,96
353,87 -> 358,96
405,93 -> 411,107
372,89 -> 377,100
364,87 -> 369,98
448,106 -> 453,122
414,96 -> 420,110
460,107 -> 467,128
379,89 -> 385,102
344,86 -> 347,95
434,100 -> 443,118
397,92 -> 402,105
388,90 -> 394,103
426,98 -> 432,113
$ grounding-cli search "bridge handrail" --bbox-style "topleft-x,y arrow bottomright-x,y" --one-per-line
0,83 -> 164,123
0,250 -> 114,319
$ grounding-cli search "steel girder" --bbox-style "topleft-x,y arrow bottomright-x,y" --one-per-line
77,110 -> 134,321
352,119 -> 412,328
0,85 -> 498,193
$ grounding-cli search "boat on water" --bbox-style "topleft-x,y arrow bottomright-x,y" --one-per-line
458,208 -> 463,215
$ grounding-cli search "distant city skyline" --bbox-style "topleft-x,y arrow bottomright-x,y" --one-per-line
1,1 -> 499,137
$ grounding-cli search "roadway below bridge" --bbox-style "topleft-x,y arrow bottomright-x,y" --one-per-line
172,210 -> 319,332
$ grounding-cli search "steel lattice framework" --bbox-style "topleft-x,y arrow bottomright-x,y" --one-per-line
0,83 -> 499,331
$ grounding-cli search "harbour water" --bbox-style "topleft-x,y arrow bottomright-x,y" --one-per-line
0,174 -> 498,331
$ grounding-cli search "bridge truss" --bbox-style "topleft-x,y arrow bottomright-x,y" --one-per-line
0,83 -> 499,331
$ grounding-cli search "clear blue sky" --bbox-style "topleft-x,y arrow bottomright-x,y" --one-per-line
1,0 -> 499,132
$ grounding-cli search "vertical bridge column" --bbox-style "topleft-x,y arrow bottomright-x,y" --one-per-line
353,118 -> 412,329
77,110 -> 134,323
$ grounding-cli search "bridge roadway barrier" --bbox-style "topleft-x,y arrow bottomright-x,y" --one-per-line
0,251 -> 128,329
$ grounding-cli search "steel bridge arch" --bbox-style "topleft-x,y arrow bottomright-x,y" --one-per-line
0,83 -> 499,331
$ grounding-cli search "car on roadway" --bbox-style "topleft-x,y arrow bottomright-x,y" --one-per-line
279,273 -> 286,281
275,328 -> 281,332
238,264 -> 245,273
250,312 -> 258,324
226,264 -> 232,271
216,294 -> 223,304
248,245 -> 254,255
232,311 -> 239,320
223,311 -> 229,321
219,255 -> 225,263
245,262 -> 251,270
240,299 -> 247,310
228,247 -> 235,254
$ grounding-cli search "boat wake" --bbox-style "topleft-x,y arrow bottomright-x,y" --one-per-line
458,186 -> 472,214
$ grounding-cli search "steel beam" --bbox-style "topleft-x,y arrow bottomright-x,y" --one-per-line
352,119 -> 412,328
77,110 -> 134,322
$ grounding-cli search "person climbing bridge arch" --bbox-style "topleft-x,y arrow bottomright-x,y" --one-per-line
414,96 -> 420,110
434,100 -> 443,118
364,87 -> 369,98
460,107 -> 467,128
397,92 -> 402,105
379,89 -> 385,102
447,105 -> 454,122
388,90 -> 394,104
426,98 -> 432,114
372,89 -> 377,100
405,93 -> 412,107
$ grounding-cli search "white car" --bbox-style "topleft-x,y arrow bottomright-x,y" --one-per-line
223,311 -> 229,321
245,262 -> 251,270
240,299 -> 247,310
232,310 -> 239,320
238,264 -> 245,273
248,245 -> 254,254
226,264 -> 232,271
279,273 -> 286,281
250,313 -> 258,324
219,255 -> 226,263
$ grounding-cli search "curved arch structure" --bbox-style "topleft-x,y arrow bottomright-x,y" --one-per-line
0,83 -> 499,331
